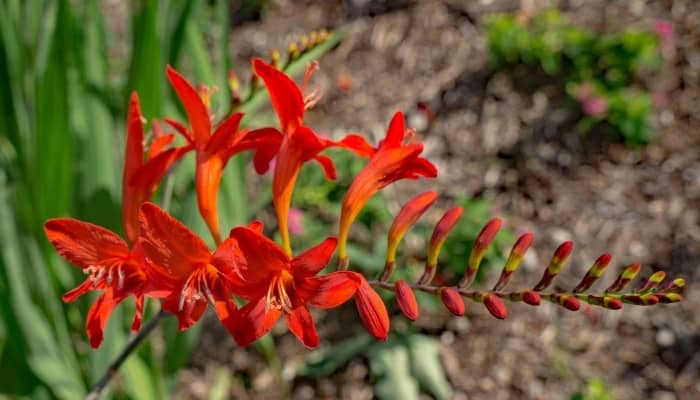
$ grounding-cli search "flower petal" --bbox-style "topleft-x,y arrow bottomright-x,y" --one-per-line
291,237 -> 337,277
228,226 -> 288,297
313,155 -> 337,180
245,128 -> 282,174
166,65 -> 211,147
123,93 -> 144,190
205,112 -> 244,156
138,202 -> 211,279
124,145 -> 192,243
161,293 -> 208,331
85,289 -> 127,348
297,271 -> 360,309
286,305 -> 319,348
337,134 -> 376,157
62,278 -> 96,303
228,296 -> 282,346
44,218 -> 129,269
131,295 -> 144,332
382,112 -> 406,149
252,58 -> 304,132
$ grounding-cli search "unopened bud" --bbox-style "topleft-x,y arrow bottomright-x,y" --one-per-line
483,294 -> 507,319
395,280 -> 419,321
427,207 -> 463,266
493,232 -> 533,291
533,241 -> 574,291
459,218 -> 501,288
606,263 -> 641,293
573,253 -> 612,293
386,191 -> 438,264
439,287 -> 465,316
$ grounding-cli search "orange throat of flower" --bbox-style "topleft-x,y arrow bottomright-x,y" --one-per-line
265,269 -> 295,315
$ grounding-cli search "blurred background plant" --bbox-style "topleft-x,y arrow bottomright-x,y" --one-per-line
486,9 -> 666,145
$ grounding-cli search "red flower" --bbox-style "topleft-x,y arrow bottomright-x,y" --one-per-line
338,112 -> 438,261
137,202 -> 241,330
44,219 -> 158,348
251,59 -> 373,255
227,225 -> 361,348
122,93 -> 191,244
165,66 -> 280,244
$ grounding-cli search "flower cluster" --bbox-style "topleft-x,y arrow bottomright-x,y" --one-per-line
44,53 -> 684,350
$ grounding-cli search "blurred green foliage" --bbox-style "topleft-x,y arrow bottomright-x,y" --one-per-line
299,333 -> 452,400
0,0 -> 253,398
570,378 -> 615,400
486,9 -> 663,145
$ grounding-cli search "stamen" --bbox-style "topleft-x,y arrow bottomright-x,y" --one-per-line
200,273 -> 216,305
117,266 -> 125,290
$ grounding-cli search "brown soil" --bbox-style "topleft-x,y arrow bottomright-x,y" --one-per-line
175,1 -> 700,399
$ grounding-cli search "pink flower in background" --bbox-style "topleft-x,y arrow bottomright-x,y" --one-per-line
289,207 -> 305,236
653,20 -> 675,50
582,96 -> 608,118
652,91 -> 670,108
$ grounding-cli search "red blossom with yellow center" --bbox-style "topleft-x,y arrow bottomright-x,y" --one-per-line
227,224 -> 361,348
44,219 -> 159,348
137,202 -> 242,331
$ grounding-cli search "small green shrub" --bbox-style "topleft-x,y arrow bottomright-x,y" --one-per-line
487,9 -> 666,145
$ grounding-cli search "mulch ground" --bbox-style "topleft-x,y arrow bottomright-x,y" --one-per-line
175,1 -> 700,399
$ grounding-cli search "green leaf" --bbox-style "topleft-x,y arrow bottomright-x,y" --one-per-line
369,343 -> 419,400
209,367 -> 232,400
407,335 -> 452,400
298,334 -> 373,378
127,0 -> 164,118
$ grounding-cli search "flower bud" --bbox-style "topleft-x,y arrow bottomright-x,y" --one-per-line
386,191 -> 438,264
521,290 -> 541,306
573,253 -> 612,293
459,218 -> 501,288
533,241 -> 574,291
483,294 -> 507,319
427,207 -> 463,267
395,280 -> 419,321
606,263 -> 641,293
354,278 -> 389,340
493,232 -> 533,291
439,287 -> 465,316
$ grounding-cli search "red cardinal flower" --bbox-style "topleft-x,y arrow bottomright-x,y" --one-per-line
44,219 -> 158,348
165,66 -> 280,244
228,225 -> 361,348
122,93 -> 192,244
251,59 -> 373,255
338,112 -> 438,263
137,202 -> 241,330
